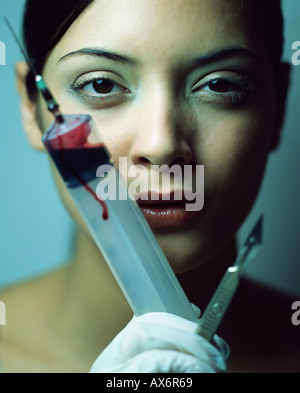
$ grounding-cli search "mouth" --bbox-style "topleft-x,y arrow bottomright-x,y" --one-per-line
136,192 -> 199,228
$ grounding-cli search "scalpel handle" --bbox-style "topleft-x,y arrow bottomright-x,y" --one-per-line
195,268 -> 240,342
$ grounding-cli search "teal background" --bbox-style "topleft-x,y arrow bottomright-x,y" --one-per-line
0,0 -> 299,296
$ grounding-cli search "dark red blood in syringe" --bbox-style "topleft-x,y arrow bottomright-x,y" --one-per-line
49,146 -> 110,221
44,120 -> 110,220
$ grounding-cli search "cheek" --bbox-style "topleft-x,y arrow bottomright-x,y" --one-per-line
196,106 -> 273,193
88,110 -> 134,159
43,92 -> 133,163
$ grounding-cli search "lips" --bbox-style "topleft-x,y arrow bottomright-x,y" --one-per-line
136,192 -> 199,228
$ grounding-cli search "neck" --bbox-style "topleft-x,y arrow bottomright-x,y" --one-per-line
177,240 -> 238,312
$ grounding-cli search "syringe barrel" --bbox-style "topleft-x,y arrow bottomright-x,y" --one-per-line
42,114 -> 197,322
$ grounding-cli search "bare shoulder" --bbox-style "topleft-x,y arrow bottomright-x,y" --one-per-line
0,267 -> 67,320
0,268 -> 69,373
221,278 -> 300,373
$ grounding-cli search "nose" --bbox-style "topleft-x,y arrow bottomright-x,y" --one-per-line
130,88 -> 193,167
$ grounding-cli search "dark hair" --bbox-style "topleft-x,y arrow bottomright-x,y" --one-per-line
230,0 -> 284,69
23,0 -> 284,101
23,0 -> 93,100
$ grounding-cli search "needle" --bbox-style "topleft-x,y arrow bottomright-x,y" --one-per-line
4,17 -> 64,124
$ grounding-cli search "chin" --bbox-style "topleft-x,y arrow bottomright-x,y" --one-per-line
153,232 -> 206,274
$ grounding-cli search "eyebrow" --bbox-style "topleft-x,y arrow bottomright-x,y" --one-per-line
57,48 -> 137,65
57,46 -> 261,67
190,47 -> 261,68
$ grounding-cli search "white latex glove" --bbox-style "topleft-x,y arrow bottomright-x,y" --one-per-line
89,312 -> 230,373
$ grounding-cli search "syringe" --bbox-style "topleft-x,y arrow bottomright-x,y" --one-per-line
5,18 -> 198,322
42,114 -> 198,321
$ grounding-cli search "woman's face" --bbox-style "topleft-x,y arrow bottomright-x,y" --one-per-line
36,0 -> 281,273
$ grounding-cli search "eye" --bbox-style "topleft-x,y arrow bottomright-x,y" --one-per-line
70,73 -> 132,108
191,73 -> 255,105
195,78 -> 236,94
205,79 -> 232,93
80,78 -> 125,96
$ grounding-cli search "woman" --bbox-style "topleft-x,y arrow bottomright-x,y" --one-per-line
0,0 -> 299,373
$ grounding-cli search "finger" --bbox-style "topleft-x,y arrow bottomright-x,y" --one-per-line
90,349 -> 225,373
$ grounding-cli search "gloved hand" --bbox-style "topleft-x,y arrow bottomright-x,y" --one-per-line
89,312 -> 230,373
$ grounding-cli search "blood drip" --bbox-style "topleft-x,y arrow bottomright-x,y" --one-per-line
44,119 -> 109,220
